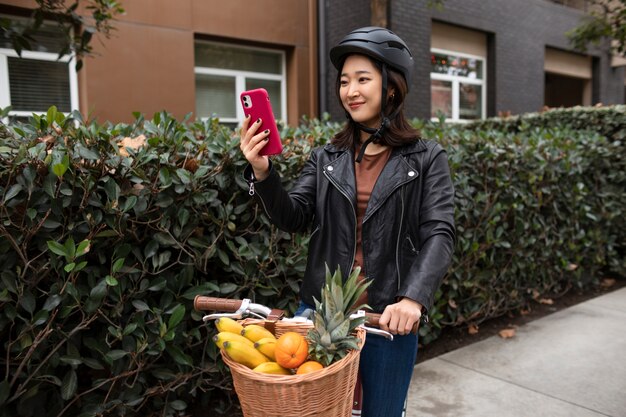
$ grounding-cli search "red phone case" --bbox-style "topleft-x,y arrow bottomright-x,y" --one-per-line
240,88 -> 283,156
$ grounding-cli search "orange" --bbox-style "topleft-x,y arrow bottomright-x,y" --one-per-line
274,332 -> 308,369
296,360 -> 324,375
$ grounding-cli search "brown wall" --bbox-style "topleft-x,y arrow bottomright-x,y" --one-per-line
87,0 -> 318,123
2,0 -> 318,124
189,0 -> 318,126
83,20 -> 196,123
1,0 -> 36,8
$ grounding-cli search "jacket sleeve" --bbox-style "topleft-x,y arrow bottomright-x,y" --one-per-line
243,149 -> 319,233
397,144 -> 456,312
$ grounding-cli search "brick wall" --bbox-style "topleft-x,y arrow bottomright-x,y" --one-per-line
322,0 -> 624,120
323,0 -> 370,118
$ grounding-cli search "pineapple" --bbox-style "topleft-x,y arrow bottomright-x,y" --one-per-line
307,264 -> 371,367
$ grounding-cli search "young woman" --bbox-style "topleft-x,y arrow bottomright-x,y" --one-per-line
239,27 -> 455,416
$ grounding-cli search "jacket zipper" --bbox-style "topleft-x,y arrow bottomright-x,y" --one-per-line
397,186 -> 429,324
406,235 -> 419,254
323,169 -> 357,274
396,187 -> 405,294
247,173 -> 272,221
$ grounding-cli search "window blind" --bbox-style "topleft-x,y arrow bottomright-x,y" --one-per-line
8,57 -> 71,112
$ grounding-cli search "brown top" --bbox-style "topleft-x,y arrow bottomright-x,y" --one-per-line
353,146 -> 392,309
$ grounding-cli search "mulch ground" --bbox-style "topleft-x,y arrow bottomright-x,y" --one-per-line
416,276 -> 626,363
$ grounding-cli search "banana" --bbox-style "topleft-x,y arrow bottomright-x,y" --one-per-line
254,337 -> 277,360
253,362 -> 291,375
215,317 -> 244,334
241,324 -> 275,343
223,340 -> 270,369
213,332 -> 255,349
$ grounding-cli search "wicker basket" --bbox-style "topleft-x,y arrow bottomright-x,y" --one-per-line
222,323 -> 365,417
239,318 -> 314,338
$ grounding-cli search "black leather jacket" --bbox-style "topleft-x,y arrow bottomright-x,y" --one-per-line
244,139 -> 455,313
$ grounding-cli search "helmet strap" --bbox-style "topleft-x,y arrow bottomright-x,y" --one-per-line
381,63 -> 389,115
353,63 -> 399,163
355,123 -> 385,163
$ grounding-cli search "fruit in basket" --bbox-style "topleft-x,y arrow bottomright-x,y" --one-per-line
307,265 -> 370,367
252,362 -> 292,375
215,317 -> 244,334
274,331 -> 309,369
254,337 -> 277,360
296,360 -> 324,375
241,324 -> 276,343
213,332 -> 255,349
222,340 -> 271,369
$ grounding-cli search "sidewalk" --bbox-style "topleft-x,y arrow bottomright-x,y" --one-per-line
406,287 -> 626,417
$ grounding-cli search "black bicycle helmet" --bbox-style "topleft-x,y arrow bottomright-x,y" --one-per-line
330,26 -> 413,89
329,27 -> 414,162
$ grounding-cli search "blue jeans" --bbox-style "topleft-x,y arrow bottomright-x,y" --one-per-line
360,332 -> 418,416
295,302 -> 418,417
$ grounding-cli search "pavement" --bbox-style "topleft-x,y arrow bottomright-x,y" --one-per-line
406,287 -> 626,417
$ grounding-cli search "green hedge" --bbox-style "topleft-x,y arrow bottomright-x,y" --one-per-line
0,105 -> 624,416
417,106 -> 625,333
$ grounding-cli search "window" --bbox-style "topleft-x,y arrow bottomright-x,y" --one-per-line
194,41 -> 286,126
0,18 -> 79,122
430,49 -> 485,121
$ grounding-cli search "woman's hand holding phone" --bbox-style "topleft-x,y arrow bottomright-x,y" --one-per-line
239,88 -> 283,182
239,115 -> 270,181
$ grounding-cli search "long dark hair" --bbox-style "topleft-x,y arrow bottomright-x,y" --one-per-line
331,56 -> 420,149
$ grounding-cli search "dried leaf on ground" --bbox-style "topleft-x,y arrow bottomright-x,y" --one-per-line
601,278 -> 616,288
539,298 -> 554,305
498,328 -> 516,339
467,324 -> 479,335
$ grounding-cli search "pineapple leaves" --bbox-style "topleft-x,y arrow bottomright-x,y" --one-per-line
348,315 -> 367,332
343,267 -> 371,313
338,338 -> 360,351
327,310 -> 345,333
307,263 -> 370,367
329,317 -> 350,340
331,282 -> 343,317
314,309 -> 326,331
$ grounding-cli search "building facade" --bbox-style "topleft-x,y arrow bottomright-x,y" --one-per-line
322,0 -> 626,121
0,0 -> 317,125
1,0 -> 624,125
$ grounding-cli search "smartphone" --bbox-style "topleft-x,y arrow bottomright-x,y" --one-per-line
240,88 -> 283,156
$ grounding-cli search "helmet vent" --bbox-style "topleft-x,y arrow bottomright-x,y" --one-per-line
386,41 -> 407,50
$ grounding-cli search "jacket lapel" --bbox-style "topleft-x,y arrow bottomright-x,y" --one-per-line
323,150 -> 356,205
363,145 -> 422,223
322,140 -> 427,218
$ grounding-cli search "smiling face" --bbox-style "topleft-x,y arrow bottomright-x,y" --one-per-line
339,54 -> 384,129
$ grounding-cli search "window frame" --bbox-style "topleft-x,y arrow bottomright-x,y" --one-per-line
430,47 -> 486,122
0,47 -> 79,121
193,40 -> 287,125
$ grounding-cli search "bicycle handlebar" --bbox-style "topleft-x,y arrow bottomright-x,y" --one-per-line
193,295 -> 418,335
194,296 -> 243,313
